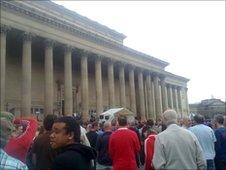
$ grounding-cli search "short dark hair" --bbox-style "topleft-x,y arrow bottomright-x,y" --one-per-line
43,114 -> 57,131
146,119 -> 154,127
55,116 -> 80,143
117,115 -> 127,126
214,114 -> 224,125
194,114 -> 205,124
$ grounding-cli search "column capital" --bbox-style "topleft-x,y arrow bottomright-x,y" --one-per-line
166,83 -> 172,88
136,67 -> 144,74
116,61 -> 126,67
44,39 -> 55,47
0,25 -> 11,34
23,32 -> 35,41
143,69 -> 151,77
63,45 -> 74,52
94,54 -> 103,61
106,58 -> 116,64
151,72 -> 160,78
80,49 -> 90,58
171,85 -> 177,89
177,86 -> 182,90
127,64 -> 136,71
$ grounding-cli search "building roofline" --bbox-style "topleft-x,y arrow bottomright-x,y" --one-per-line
48,1 -> 127,40
164,71 -> 190,83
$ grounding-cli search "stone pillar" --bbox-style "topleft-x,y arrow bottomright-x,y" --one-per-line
129,65 -> 136,114
119,63 -> 126,107
44,39 -> 54,115
172,85 -> 179,113
64,46 -> 73,115
185,87 -> 190,115
81,51 -> 89,122
177,86 -> 183,116
108,59 -> 115,108
151,78 -> 156,119
138,69 -> 146,121
153,74 -> 161,120
21,32 -> 32,116
0,25 -> 9,111
146,73 -> 155,119
160,76 -> 168,112
95,56 -> 103,115
167,84 -> 173,109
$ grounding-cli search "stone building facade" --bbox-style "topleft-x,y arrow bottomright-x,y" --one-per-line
0,1 -> 189,122
190,98 -> 226,119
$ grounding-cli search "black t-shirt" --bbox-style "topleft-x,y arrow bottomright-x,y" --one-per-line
95,131 -> 112,166
86,130 -> 98,148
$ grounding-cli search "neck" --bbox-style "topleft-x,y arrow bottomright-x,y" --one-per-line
217,124 -> 224,128
118,125 -> 127,128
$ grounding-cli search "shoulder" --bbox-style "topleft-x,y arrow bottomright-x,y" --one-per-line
0,150 -> 28,170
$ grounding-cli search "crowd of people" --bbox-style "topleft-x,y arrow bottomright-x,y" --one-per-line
0,109 -> 226,170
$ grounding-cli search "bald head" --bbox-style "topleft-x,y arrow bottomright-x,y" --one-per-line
0,117 -> 15,148
162,109 -> 178,126
103,121 -> 112,131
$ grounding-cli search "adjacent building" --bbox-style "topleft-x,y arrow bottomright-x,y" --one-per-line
190,98 -> 226,119
0,1 -> 189,122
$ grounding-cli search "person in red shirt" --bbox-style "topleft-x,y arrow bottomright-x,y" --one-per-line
109,115 -> 140,170
144,119 -> 157,170
4,117 -> 38,163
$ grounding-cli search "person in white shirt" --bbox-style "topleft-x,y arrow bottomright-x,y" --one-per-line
153,109 -> 206,170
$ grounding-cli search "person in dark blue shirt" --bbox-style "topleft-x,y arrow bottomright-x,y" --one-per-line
213,114 -> 226,170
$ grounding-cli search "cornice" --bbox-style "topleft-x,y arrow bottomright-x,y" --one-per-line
0,24 -> 11,34
1,0 -> 168,69
164,71 -> 190,83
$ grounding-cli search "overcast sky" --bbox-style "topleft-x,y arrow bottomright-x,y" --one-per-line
53,1 -> 225,104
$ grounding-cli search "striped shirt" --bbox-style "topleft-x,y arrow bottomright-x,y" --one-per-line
0,149 -> 28,170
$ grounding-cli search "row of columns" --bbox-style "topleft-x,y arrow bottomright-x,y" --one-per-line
0,26 -> 188,122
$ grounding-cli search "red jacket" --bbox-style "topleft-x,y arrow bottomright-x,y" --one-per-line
4,118 -> 38,163
144,133 -> 157,170
109,128 -> 140,170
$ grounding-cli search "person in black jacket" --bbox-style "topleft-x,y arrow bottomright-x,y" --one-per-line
50,116 -> 96,170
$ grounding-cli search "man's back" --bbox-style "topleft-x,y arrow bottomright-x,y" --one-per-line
52,143 -> 96,170
109,128 -> 140,170
153,124 -> 206,170
189,124 -> 216,160
96,131 -> 112,166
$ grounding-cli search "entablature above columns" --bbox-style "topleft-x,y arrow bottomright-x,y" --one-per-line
0,0 -> 168,70
1,1 -> 189,89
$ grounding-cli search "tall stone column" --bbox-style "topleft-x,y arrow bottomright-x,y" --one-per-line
185,87 -> 190,115
108,59 -> 115,108
0,25 -> 9,111
177,86 -> 182,116
95,56 -> 103,115
138,69 -> 146,121
151,77 -> 156,119
160,76 -> 168,112
129,65 -> 136,114
44,39 -> 54,115
81,51 -> 89,122
64,46 -> 73,115
119,63 -> 126,107
21,32 -> 32,116
172,85 -> 179,113
153,74 -> 161,120
167,84 -> 173,109
146,73 -> 155,119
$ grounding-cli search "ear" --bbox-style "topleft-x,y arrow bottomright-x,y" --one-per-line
68,132 -> 74,140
